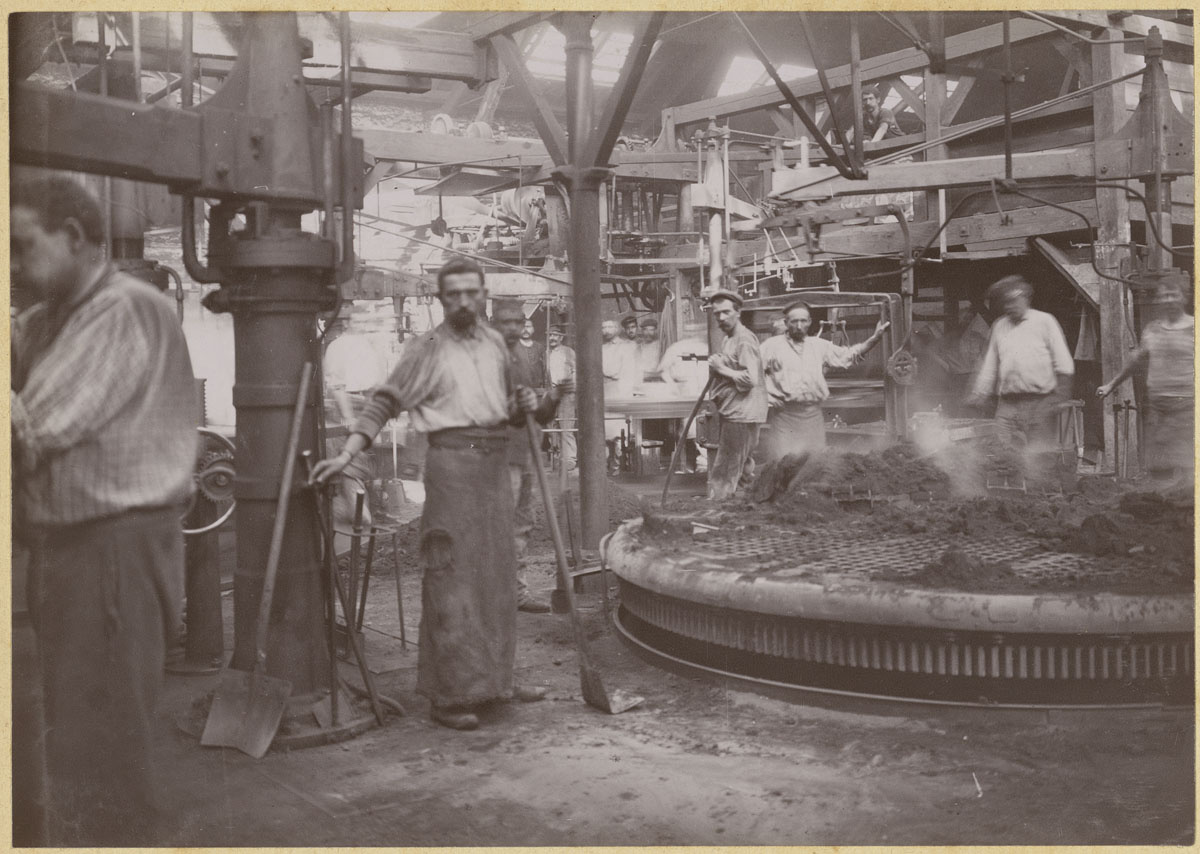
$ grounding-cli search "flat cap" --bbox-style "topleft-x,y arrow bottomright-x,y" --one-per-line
705,289 -> 744,309
638,315 -> 659,327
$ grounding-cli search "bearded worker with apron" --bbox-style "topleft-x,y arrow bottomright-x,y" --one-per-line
312,258 -> 541,731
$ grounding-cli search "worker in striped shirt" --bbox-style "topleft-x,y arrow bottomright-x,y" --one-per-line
11,177 -> 199,845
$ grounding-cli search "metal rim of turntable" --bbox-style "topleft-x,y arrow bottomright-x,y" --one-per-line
605,520 -> 1194,708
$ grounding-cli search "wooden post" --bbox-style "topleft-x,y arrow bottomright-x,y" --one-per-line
1092,29 -> 1137,473
922,14 -> 947,229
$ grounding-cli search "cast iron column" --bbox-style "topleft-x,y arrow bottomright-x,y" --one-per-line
204,14 -> 336,699
557,14 -> 609,547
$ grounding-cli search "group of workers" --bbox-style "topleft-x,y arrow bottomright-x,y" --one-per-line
10,174 -> 1193,847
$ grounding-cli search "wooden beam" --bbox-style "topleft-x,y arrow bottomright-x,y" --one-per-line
889,76 -> 927,118
490,33 -> 568,166
942,56 -> 984,124
464,12 -> 554,42
585,12 -> 666,167
1035,11 -> 1193,47
773,146 -> 1097,199
668,17 -> 1056,126
768,108 -> 794,135
1092,26 -> 1137,473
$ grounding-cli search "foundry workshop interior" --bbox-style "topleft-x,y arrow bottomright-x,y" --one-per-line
9,9 -> 1196,847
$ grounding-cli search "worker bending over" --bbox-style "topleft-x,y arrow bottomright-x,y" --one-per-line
313,258 -> 543,731
1098,279 -> 1193,492
967,275 -> 1074,450
12,178 -> 199,844
494,299 -> 574,613
705,290 -> 768,499
761,301 -> 889,462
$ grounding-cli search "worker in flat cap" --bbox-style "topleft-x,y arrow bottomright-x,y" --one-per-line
967,274 -> 1074,451
619,314 -> 640,347
704,290 -> 768,500
546,324 -> 577,470
493,299 -> 574,614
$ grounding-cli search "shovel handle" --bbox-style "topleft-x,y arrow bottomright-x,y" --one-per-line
662,377 -> 715,508
526,414 -> 574,604
256,362 -> 313,668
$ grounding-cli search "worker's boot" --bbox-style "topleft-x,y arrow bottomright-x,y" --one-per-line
430,705 -> 479,731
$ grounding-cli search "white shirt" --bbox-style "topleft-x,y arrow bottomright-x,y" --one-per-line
761,334 -> 856,405
658,338 -> 709,396
602,338 -> 635,394
972,308 -> 1074,397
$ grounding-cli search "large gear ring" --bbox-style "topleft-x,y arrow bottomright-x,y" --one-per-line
183,428 -> 237,536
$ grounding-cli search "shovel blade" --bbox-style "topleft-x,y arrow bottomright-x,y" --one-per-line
579,668 -> 644,715
200,668 -> 292,759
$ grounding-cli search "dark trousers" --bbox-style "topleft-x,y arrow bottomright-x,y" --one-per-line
30,508 -> 183,846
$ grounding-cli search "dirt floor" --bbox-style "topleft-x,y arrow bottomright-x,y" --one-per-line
12,474 -> 1195,846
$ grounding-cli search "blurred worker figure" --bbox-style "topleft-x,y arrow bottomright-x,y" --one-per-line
546,324 -> 577,470
494,300 -> 573,613
634,315 -> 663,382
602,318 -> 635,474
312,258 -> 543,732
1098,280 -> 1194,493
705,290 -> 768,500
658,334 -> 710,472
967,275 -> 1074,451
12,177 -> 199,844
761,301 -> 889,463
323,317 -> 389,536
770,317 -> 787,336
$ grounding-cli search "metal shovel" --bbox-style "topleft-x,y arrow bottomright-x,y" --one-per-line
525,414 -> 643,714
201,362 -> 312,758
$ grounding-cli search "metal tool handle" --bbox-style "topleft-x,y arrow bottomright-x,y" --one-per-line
255,362 -> 313,670
661,377 -> 715,507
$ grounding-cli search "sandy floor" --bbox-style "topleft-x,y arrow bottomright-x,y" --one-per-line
13,476 -> 1195,846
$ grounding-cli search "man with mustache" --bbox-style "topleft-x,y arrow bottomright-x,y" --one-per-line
313,258 -> 542,731
760,301 -> 889,462
704,290 -> 768,500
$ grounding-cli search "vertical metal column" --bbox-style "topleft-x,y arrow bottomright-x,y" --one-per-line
558,13 -> 608,547
207,14 -> 336,698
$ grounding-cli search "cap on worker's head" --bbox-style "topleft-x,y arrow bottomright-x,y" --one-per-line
639,315 -> 659,328
705,289 -> 744,309
491,298 -> 524,319
620,314 -> 638,328
987,275 -> 1032,305
548,324 -> 568,335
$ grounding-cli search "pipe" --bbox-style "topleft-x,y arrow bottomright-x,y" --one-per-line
181,12 -> 193,107
338,12 -> 355,282
179,13 -> 220,284
321,102 -> 335,240
131,13 -> 142,102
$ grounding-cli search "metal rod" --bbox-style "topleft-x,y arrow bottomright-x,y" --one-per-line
1002,13 -> 1013,181
392,532 -> 405,650
348,491 -> 364,631
98,13 -> 112,260
181,13 -> 193,107
339,11 -> 355,281
356,527 -> 376,633
849,16 -> 864,170
131,13 -> 143,102
321,102 -> 335,240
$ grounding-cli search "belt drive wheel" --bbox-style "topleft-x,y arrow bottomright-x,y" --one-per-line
183,428 -> 237,536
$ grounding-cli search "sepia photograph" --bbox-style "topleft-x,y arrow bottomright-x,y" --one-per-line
9,7 -> 1195,846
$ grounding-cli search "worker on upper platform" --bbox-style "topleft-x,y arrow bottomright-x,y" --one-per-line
312,258 -> 544,732
705,290 -> 768,500
1098,279 -> 1194,493
858,87 -> 904,143
12,177 -> 199,845
967,275 -> 1074,451
760,301 -> 889,462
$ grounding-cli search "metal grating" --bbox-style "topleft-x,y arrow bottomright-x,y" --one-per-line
673,527 -> 1136,586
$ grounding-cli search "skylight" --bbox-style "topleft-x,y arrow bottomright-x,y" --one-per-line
525,27 -> 634,86
717,56 -> 814,97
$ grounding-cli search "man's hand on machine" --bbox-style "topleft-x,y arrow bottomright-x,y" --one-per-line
309,433 -> 369,485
